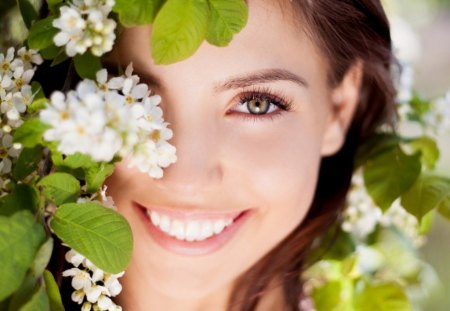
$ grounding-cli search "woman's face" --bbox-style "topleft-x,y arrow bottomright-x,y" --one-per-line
106,0 -> 356,308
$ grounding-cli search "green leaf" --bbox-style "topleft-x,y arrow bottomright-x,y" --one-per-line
355,133 -> 401,168
7,273 -> 37,311
363,147 -> 421,211
19,285 -> 50,311
113,0 -> 165,25
354,282 -> 412,311
0,211 -> 46,301
17,0 -> 38,29
43,270 -> 64,311
73,52 -> 102,80
58,152 -> 96,170
0,184 -> 39,216
418,210 -> 435,234
50,51 -> 68,66
50,202 -> 133,273
206,0 -> 247,46
85,162 -> 115,193
406,136 -> 439,170
48,143 -> 63,166
311,281 -> 342,311
402,175 -> 450,222
30,238 -> 53,279
409,94 -> 432,121
28,17 -> 58,50
39,44 -> 61,60
38,172 -> 80,205
27,98 -> 48,114
31,81 -> 46,101
13,119 -> 50,148
12,146 -> 43,181
151,0 -> 210,64
46,0 -> 63,13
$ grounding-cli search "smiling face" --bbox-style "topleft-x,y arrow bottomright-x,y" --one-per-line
105,1 -> 360,309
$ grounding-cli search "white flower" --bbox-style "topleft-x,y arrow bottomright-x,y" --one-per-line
97,295 -> 113,310
381,200 -> 425,247
17,47 -> 43,69
1,92 -> 27,121
72,289 -> 86,304
127,141 -> 164,178
0,47 -> 22,75
343,171 -> 424,246
54,6 -> 86,34
342,173 -> 382,239
64,248 -> 125,309
63,268 -> 92,290
53,0 -> 117,57
84,259 -> 104,283
121,78 -> 148,105
95,69 -> 122,92
355,245 -> 385,273
41,67 -> 177,174
66,248 -> 86,267
0,133 -> 22,175
82,302 -> 92,311
85,285 -> 107,303
104,274 -> 122,296
41,86 -> 123,161
0,74 -> 12,96
12,66 -> 34,90
423,91 -> 450,136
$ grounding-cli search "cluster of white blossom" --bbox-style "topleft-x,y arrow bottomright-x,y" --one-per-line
53,0 -> 116,57
423,91 -> 450,137
342,171 -> 424,247
0,47 -> 42,181
63,249 -> 123,311
40,65 -> 177,178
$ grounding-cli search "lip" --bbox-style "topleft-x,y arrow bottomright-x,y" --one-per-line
133,202 -> 252,256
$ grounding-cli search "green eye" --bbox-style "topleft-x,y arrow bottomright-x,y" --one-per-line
231,90 -> 293,119
246,98 -> 270,114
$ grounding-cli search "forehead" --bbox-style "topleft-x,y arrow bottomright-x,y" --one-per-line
114,0 -> 328,90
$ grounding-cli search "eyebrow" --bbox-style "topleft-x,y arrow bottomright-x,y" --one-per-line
214,68 -> 309,92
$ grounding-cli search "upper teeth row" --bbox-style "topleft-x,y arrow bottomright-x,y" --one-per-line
147,210 -> 234,242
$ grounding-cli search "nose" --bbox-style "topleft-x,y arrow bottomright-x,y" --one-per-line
155,103 -> 224,194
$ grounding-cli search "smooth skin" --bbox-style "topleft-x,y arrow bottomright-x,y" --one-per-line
105,1 -> 362,310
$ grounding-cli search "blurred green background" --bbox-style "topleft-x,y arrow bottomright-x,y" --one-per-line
384,0 -> 450,310
1,0 -> 449,309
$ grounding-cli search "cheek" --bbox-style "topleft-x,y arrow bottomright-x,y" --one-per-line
224,115 -> 325,237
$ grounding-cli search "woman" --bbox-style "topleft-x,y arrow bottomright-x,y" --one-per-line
103,0 -> 395,310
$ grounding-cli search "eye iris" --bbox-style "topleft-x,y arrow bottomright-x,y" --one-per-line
247,98 -> 269,114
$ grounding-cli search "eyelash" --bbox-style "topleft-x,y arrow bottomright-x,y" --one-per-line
229,86 -> 293,121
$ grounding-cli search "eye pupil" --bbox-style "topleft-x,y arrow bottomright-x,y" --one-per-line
248,98 -> 269,114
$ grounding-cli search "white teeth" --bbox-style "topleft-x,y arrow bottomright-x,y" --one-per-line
146,210 -> 234,242
185,221 -> 201,242
150,211 -> 160,226
200,221 -> 214,241
213,220 -> 226,234
159,215 -> 171,233
170,220 -> 185,240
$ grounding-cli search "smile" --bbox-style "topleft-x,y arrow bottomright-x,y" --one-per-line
147,210 -> 234,241
134,202 -> 252,256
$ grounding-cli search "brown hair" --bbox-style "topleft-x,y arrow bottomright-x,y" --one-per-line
228,1 -> 396,310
